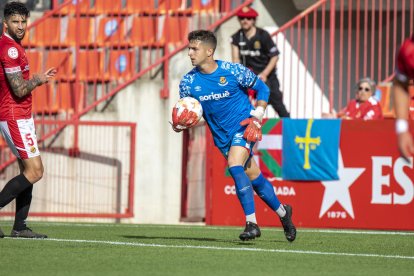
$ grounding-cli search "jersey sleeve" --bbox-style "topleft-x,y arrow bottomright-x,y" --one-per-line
179,73 -> 193,98
0,46 -> 22,74
231,62 -> 258,88
262,30 -> 280,58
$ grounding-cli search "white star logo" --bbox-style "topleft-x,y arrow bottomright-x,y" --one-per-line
319,151 -> 365,219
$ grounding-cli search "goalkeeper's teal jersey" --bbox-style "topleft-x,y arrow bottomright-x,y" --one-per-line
179,60 -> 269,149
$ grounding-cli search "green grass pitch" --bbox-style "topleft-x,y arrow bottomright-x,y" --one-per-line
0,222 -> 413,275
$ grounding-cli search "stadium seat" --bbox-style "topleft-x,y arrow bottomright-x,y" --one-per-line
376,82 -> 395,118
158,0 -> 185,13
32,82 -> 58,114
63,17 -> 95,47
55,82 -> 85,113
191,0 -> 219,13
107,50 -> 135,81
94,0 -> 124,15
77,50 -> 107,82
96,17 -> 128,47
57,0 -> 93,15
125,0 -> 156,14
32,17 -> 61,47
26,50 -> 43,77
128,16 -> 157,47
45,50 -> 73,81
159,16 -> 189,45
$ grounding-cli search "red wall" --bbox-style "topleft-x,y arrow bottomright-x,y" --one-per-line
205,120 -> 414,230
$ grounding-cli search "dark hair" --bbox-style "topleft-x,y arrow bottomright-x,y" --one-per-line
4,1 -> 30,20
188,30 -> 217,51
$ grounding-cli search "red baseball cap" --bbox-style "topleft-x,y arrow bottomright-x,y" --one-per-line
236,7 -> 258,18
396,35 -> 414,81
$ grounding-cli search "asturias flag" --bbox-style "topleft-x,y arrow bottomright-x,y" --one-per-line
282,119 -> 341,181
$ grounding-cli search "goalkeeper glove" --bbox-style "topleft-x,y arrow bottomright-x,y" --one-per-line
171,108 -> 199,132
240,117 -> 262,142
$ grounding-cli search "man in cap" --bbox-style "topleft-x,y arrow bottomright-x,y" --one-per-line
231,6 -> 290,118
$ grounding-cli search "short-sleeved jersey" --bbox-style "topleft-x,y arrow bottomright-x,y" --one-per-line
343,98 -> 383,120
230,27 -> 279,75
0,33 -> 32,120
395,34 -> 414,83
179,60 -> 261,149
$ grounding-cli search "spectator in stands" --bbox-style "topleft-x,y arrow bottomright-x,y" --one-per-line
323,77 -> 383,120
172,30 -> 296,242
393,34 -> 414,160
230,6 -> 290,118
0,1 -> 56,239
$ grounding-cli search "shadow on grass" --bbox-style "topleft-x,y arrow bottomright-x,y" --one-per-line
121,235 -> 259,246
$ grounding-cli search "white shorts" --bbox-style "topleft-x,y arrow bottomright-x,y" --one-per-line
0,118 -> 40,160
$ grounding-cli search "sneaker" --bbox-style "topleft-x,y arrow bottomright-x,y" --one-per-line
10,227 -> 47,239
239,221 -> 261,241
0,227 -> 4,238
280,204 -> 296,242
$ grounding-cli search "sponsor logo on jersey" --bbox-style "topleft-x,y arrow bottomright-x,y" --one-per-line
254,40 -> 261,49
218,76 -> 228,86
240,49 -> 261,57
195,86 -> 202,92
198,91 -> 230,101
8,47 -> 18,59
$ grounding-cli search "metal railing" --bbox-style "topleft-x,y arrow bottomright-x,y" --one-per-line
271,0 -> 413,118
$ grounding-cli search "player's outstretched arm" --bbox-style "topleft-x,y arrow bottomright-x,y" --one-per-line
6,67 -> 57,98
393,79 -> 414,160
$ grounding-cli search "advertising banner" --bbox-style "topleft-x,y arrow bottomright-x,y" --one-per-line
205,120 -> 414,230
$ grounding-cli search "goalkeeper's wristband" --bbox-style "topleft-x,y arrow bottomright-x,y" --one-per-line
396,119 -> 409,134
250,106 -> 265,121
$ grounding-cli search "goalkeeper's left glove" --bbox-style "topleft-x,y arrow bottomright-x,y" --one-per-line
171,108 -> 199,132
240,117 -> 262,142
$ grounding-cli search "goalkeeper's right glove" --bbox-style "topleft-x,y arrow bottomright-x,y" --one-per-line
171,108 -> 199,132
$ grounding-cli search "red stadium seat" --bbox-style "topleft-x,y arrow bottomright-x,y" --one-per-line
125,0 -> 156,14
107,50 -> 135,81
45,50 -> 74,81
94,0 -> 124,15
159,16 -> 189,45
376,82 -> 394,118
26,50 -> 43,77
32,17 -> 61,47
77,50 -> 106,82
57,0 -> 93,15
96,17 -> 128,47
32,82 -> 58,114
128,16 -> 157,47
63,17 -> 95,47
158,0 -> 184,13
191,0 -> 219,13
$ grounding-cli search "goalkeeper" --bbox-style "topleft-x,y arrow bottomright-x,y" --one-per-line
172,30 -> 296,242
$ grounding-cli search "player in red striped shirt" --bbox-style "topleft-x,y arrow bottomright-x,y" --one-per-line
0,1 -> 56,239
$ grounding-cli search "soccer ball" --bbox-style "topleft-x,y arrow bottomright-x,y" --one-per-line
174,97 -> 203,125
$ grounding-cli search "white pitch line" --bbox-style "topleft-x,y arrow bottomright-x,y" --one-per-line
5,237 -> 414,260
1,222 -> 413,236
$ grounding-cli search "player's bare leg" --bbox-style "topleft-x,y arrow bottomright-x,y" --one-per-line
10,157 -> 47,239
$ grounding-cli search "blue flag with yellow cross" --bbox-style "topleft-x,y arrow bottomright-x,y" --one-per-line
282,119 -> 341,181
